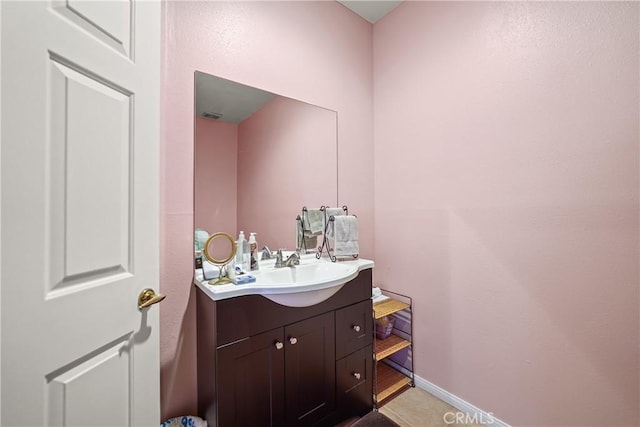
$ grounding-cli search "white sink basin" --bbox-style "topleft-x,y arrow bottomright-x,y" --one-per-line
195,254 -> 374,307
254,262 -> 355,286
253,261 -> 358,306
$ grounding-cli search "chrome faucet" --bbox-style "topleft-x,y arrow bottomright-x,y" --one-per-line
274,250 -> 300,268
261,246 -> 272,260
284,252 -> 300,267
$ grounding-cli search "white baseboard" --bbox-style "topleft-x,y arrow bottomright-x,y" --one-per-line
413,374 -> 510,427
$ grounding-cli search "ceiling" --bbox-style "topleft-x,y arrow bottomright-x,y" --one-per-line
337,1 -> 402,24
195,72 -> 275,124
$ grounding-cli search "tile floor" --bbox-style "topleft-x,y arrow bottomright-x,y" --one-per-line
379,387 -> 484,427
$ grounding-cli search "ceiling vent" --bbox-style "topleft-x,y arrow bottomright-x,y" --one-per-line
202,112 -> 223,120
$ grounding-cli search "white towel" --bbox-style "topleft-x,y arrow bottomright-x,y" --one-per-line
371,286 -> 389,303
325,207 -> 345,238
326,207 -> 345,218
202,259 -> 220,280
333,215 -> 359,257
372,294 -> 390,304
303,235 -> 318,252
296,224 -> 319,252
305,208 -> 325,235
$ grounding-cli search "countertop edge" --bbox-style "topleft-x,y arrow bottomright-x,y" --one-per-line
194,257 -> 374,302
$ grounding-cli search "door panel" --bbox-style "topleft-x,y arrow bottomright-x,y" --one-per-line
1,1 -> 160,426
53,0 -> 132,58
48,56 -> 132,290
285,312 -> 336,426
47,338 -> 131,426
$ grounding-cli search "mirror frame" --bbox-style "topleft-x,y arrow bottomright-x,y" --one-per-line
203,232 -> 237,265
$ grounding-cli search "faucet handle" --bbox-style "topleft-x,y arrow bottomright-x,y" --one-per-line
274,250 -> 285,268
285,252 -> 301,266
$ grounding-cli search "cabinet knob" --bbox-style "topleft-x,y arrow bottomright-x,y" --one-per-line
289,337 -> 298,345
352,325 -> 361,332
275,341 -> 284,350
352,372 -> 361,380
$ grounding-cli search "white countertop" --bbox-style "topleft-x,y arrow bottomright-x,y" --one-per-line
194,253 -> 374,306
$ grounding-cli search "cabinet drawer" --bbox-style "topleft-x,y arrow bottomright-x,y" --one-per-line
335,300 -> 372,359
336,345 -> 373,418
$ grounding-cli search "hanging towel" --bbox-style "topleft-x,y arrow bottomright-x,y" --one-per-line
305,208 -> 325,235
325,207 -> 346,238
303,235 -> 319,252
296,223 -> 319,252
326,207 -> 345,218
334,215 -> 359,257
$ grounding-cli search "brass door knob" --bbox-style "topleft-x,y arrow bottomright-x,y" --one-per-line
138,288 -> 166,309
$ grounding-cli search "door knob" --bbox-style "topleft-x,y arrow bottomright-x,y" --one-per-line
352,325 -> 361,332
138,288 -> 166,309
353,372 -> 361,380
289,337 -> 298,345
275,341 -> 284,350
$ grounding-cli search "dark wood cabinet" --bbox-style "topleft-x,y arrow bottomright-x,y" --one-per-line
196,268 -> 373,426
217,328 -> 285,426
336,300 -> 373,359
216,313 -> 335,427
285,312 -> 335,426
336,344 -> 373,416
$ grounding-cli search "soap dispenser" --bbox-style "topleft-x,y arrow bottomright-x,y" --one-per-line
236,231 -> 250,273
249,232 -> 259,271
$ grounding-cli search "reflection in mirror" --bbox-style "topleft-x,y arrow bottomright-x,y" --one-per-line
194,72 -> 338,252
194,228 -> 209,252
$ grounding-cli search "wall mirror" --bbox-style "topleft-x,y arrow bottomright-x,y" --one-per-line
194,71 -> 338,252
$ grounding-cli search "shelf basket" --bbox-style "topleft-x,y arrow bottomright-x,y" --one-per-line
375,316 -> 395,340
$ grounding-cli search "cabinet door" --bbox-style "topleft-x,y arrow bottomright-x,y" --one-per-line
217,328 -> 285,427
285,312 -> 336,426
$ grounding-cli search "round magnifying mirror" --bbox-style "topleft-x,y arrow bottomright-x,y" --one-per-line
203,232 -> 237,285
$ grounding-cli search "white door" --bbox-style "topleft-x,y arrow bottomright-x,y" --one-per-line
1,1 -> 161,426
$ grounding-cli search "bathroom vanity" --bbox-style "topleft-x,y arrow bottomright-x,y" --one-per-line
195,259 -> 374,426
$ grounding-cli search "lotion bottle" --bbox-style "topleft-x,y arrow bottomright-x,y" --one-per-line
249,232 -> 259,271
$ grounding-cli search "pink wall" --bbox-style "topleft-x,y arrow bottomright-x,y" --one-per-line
238,95 -> 337,250
161,1 -> 373,420
194,117 -> 238,236
374,2 -> 639,425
